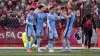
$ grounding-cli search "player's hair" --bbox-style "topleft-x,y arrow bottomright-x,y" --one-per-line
38,5 -> 44,10
61,7 -> 65,10
49,7 -> 55,10
30,8 -> 35,11
61,6 -> 68,12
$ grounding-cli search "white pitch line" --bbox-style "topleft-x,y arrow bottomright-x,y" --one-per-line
0,47 -> 100,50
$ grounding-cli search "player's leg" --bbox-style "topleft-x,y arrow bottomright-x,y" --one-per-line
66,38 -> 71,52
26,27 -> 33,52
88,37 -> 91,49
87,30 -> 92,50
48,31 -> 54,52
37,36 -> 43,52
39,29 -> 44,51
84,32 -> 88,50
85,35 -> 88,48
36,29 -> 41,50
66,30 -> 72,52
36,29 -> 43,52
62,37 -> 67,52
47,29 -> 58,52
52,29 -> 58,51
27,36 -> 33,52
62,29 -> 72,52
84,28 -> 89,50
30,27 -> 36,49
82,31 -> 85,47
62,29 -> 67,52
45,28 -> 50,51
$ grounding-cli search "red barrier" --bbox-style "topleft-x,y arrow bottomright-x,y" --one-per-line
2,27 -> 99,47
0,27 -> 80,47
0,27 -> 25,43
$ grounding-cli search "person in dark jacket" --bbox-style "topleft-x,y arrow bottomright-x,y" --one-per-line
82,14 -> 96,50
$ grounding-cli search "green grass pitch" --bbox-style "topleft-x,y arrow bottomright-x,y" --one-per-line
0,49 -> 100,56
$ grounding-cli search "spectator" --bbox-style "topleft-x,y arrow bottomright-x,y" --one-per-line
7,1 -> 13,12
0,0 -> 1,4
0,14 -> 7,28
0,0 -> 99,28
4,0 -> 8,6
30,0 -> 40,9
2,7 -> 7,15
6,13 -> 20,29
96,0 -> 100,18
82,14 -> 96,50
0,2 -> 5,8
20,14 -> 25,26
12,0 -> 18,8
13,5 -> 21,14
21,3 -> 26,11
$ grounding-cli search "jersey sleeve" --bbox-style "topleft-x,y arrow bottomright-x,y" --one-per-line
69,13 -> 72,18
57,14 -> 64,20
47,15 -> 51,30
43,13 -> 47,20
26,14 -> 33,25
71,13 -> 76,22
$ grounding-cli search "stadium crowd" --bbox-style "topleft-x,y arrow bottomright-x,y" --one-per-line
0,0 -> 100,29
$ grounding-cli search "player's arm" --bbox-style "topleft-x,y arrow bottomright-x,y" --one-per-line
43,13 -> 47,21
56,14 -> 64,20
57,15 -> 64,19
26,15 -> 33,25
34,13 -> 37,25
43,13 -> 47,25
47,16 -> 52,32
61,11 -> 70,19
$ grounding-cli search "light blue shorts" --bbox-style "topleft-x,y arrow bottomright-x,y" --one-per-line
26,26 -> 36,37
63,28 -> 72,38
36,28 -> 44,37
48,29 -> 58,39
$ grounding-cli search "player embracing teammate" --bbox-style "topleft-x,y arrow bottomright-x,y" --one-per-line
61,7 -> 75,52
25,6 -> 75,52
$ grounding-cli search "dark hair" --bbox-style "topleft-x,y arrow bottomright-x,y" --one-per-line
61,6 -> 68,11
30,8 -> 35,11
38,5 -> 44,10
49,7 -> 55,10
61,7 -> 65,10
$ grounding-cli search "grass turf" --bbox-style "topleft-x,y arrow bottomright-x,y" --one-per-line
0,49 -> 100,56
